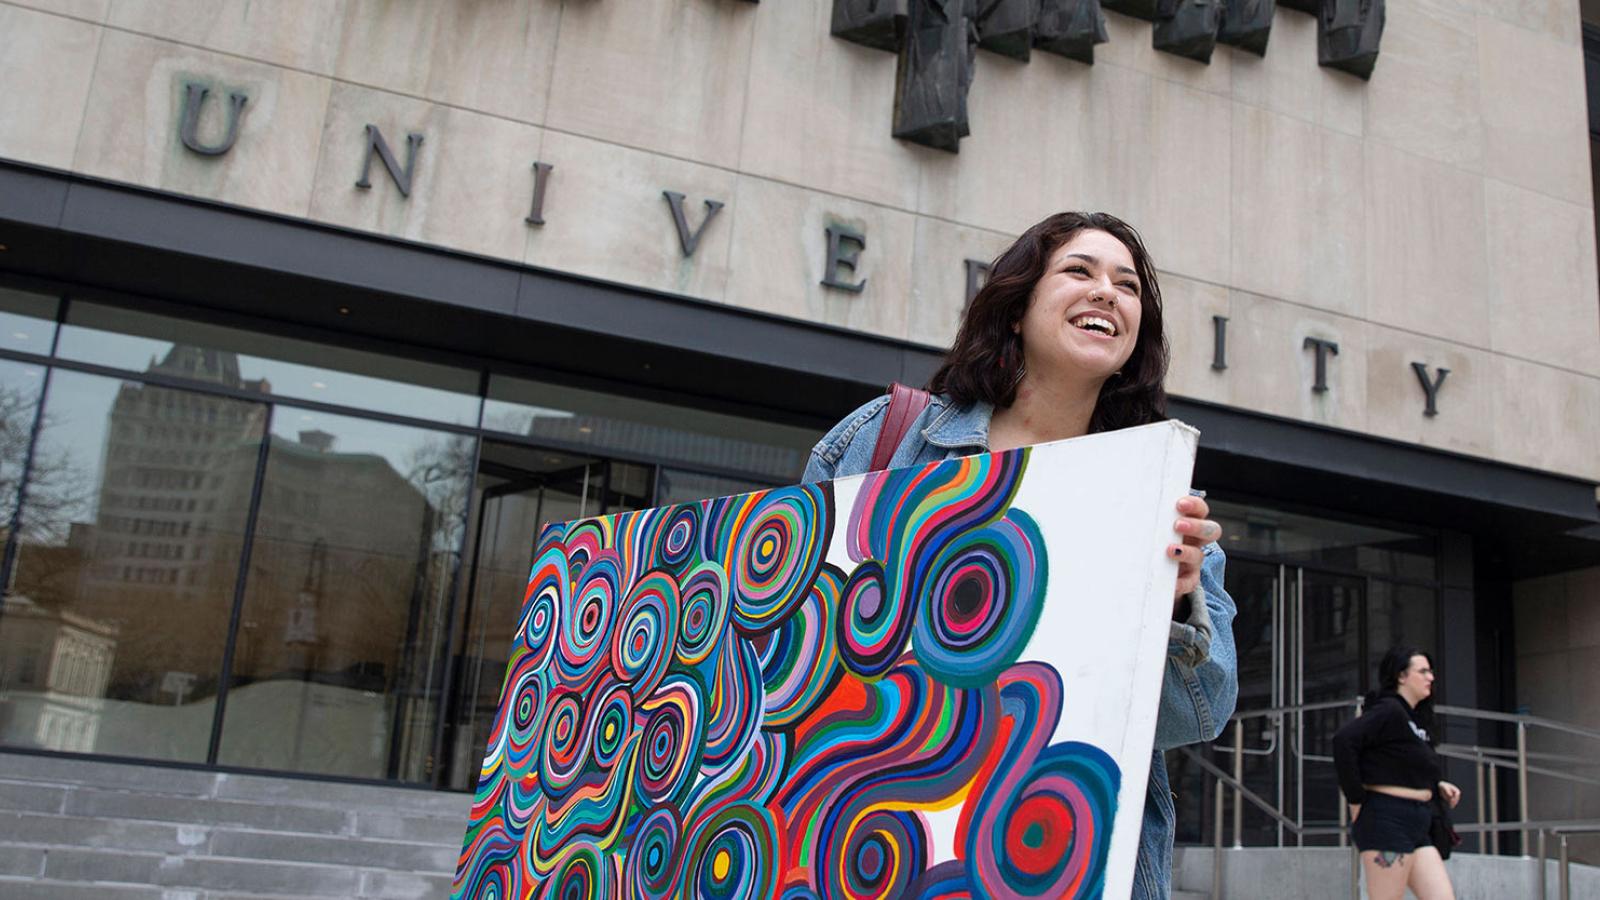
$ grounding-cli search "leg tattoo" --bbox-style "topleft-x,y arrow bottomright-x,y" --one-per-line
1374,851 -> 1407,868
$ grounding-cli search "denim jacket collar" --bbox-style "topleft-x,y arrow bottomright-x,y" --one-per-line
921,397 -> 993,451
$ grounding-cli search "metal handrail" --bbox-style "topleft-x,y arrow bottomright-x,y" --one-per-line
1534,823 -> 1600,900
1436,746 -> 1600,789
1185,698 -> 1600,900
1179,745 -> 1346,837
1439,743 -> 1600,769
1229,698 -> 1360,720
1435,704 -> 1600,742
1452,818 -> 1600,833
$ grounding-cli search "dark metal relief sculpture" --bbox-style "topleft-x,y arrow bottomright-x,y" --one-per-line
1217,0 -> 1274,56
1318,0 -> 1384,80
1100,0 -> 1158,21
894,0 -> 979,152
976,0 -> 1040,61
833,0 -> 1108,152
1034,0 -> 1109,64
832,0 -> 909,52
1152,0 -> 1225,62
828,0 -> 1383,150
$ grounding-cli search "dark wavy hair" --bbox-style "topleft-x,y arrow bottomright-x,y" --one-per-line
927,211 -> 1169,433
1369,645 -> 1437,744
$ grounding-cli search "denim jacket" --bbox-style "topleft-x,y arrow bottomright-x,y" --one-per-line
803,393 -> 1238,900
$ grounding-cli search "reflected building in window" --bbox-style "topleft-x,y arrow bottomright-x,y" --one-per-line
226,425 -> 434,695
216,418 -> 454,780
0,594 -> 118,753
63,346 -> 268,708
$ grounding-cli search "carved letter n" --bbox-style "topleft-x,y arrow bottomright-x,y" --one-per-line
356,125 -> 424,198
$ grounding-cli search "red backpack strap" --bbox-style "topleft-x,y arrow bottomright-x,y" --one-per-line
868,382 -> 933,472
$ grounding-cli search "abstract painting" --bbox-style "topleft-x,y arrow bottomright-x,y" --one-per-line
452,420 -> 1199,899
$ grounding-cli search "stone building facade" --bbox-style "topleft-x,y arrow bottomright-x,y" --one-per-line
0,0 -> 1597,896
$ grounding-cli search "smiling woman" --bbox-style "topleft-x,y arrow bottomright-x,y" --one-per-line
926,212 -> 1169,444
802,210 -> 1236,900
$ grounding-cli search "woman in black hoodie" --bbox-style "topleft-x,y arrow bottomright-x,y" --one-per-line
1332,646 -> 1461,900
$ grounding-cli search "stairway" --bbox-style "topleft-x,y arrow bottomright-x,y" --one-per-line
0,751 -> 468,899
1174,846 -> 1600,900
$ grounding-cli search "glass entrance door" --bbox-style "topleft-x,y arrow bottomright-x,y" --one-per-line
1169,499 -> 1442,847
1180,560 -> 1366,846
437,441 -> 652,790
1297,568 -> 1365,843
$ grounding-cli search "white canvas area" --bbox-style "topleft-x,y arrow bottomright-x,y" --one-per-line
825,418 -> 1199,899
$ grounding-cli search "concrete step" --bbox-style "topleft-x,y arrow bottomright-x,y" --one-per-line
0,751 -> 468,899
1174,846 -> 1600,900
0,845 -> 456,899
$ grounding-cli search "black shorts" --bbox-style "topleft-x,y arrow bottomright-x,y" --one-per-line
1351,793 -> 1432,853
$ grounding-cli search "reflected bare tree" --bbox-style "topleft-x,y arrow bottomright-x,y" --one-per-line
2,384 -> 92,603
2,385 -> 89,535
405,432 -> 474,559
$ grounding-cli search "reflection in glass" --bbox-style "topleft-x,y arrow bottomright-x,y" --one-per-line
56,302 -> 481,426
0,359 -> 48,541
1299,571 -> 1366,842
444,444 -> 599,790
0,368 -> 266,761
656,468 -> 770,507
0,287 -> 58,355
1187,558 -> 1292,847
1210,499 -> 1435,581
1368,581 -> 1438,673
1173,500 -> 1443,848
442,445 -> 653,790
217,408 -> 472,781
484,375 -> 813,481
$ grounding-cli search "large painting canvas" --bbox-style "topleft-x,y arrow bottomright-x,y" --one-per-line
452,420 -> 1199,900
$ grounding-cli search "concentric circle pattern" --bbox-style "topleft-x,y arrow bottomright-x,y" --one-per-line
705,486 -> 832,636
912,510 -> 1047,688
451,451 -> 1122,900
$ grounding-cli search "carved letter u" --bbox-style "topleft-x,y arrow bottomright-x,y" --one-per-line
179,82 -> 248,156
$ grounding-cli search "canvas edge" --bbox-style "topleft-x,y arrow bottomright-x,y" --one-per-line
1100,419 -> 1202,900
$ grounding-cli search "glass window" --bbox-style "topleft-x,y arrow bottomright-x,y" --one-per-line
55,302 -> 482,426
656,468 -> 771,506
0,370 -> 266,761
1367,581 -> 1439,690
0,359 -> 48,539
0,288 -> 58,355
483,375 -> 814,482
441,442 -> 614,791
216,407 -> 472,781
1211,499 -> 1436,581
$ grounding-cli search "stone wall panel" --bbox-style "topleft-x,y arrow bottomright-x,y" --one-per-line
307,82 -> 541,261
544,0 -> 755,170
73,29 -> 332,218
523,130 -> 737,304
108,0 -> 346,75
0,5 -> 101,169
333,0 -> 561,127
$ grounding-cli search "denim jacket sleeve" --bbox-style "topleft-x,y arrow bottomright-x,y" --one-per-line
1152,541 -> 1239,751
802,395 -> 892,485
